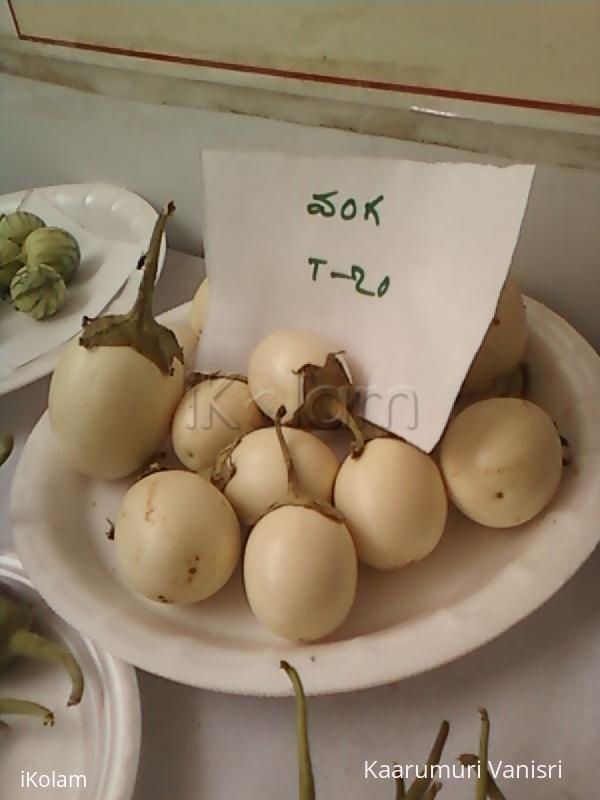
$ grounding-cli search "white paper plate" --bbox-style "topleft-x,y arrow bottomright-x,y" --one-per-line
0,552 -> 140,799
10,298 -> 600,696
0,184 -> 165,397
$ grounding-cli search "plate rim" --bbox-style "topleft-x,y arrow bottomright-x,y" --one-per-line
0,182 -> 166,398
10,298 -> 600,697
0,551 -> 141,799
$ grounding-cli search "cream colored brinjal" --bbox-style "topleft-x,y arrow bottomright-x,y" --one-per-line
334,437 -> 447,569
213,425 -> 339,527
247,330 -> 364,453
48,203 -> 184,480
172,375 -> 264,475
462,276 -> 528,396
440,397 -> 563,528
115,470 -> 241,604
243,412 -> 357,641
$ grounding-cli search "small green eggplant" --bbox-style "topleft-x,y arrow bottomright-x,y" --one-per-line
10,263 -> 66,320
0,212 -> 45,246
22,227 -> 80,283
0,239 -> 22,298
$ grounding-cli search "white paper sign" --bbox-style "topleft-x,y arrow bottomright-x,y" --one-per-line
197,152 -> 534,452
0,189 -> 143,375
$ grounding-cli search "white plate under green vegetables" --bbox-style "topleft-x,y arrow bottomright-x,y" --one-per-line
0,184 -> 166,397
0,553 -> 140,799
0,211 -> 81,321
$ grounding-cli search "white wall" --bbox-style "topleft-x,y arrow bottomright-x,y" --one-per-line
1,72 -> 599,349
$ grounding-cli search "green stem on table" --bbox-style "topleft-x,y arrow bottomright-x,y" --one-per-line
423,782 -> 442,800
395,772 -> 406,798
459,754 -> 506,800
476,709 -> 490,800
281,661 -> 316,800
0,698 -> 54,727
405,721 -> 450,800
8,630 -> 84,707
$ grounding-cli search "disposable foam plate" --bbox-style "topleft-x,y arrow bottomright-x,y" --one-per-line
0,552 -> 140,799
0,183 -> 165,397
10,299 -> 600,695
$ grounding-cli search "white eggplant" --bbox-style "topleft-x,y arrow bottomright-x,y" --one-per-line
214,426 -> 339,526
48,204 -> 184,480
244,505 -> 357,641
172,376 -> 264,474
247,330 -> 363,452
115,470 -> 240,604
440,398 -> 563,528
334,437 -> 447,569
462,276 -> 528,396
243,413 -> 357,641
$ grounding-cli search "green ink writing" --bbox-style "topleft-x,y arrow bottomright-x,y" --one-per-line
306,192 -> 384,225
330,269 -> 353,281
306,191 -> 388,298
377,275 -> 391,297
308,257 -> 328,281
364,194 -> 384,226
329,264 -> 389,298
307,191 -> 338,217
350,265 -> 376,296
340,198 -> 357,220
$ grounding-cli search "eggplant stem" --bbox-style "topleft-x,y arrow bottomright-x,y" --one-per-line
133,202 -> 174,321
405,720 -> 450,800
79,202 -> 182,375
281,661 -> 316,800
327,396 -> 364,457
357,415 -> 399,443
275,408 -> 301,499
476,709 -> 490,800
459,754 -> 506,800
424,782 -> 442,800
210,437 -> 242,492
187,371 -> 248,389
426,720 -> 450,768
395,772 -> 406,798
269,406 -> 344,523
0,698 -> 54,727
8,630 -> 84,707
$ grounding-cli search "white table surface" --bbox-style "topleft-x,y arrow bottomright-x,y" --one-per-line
1,250 -> 598,800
